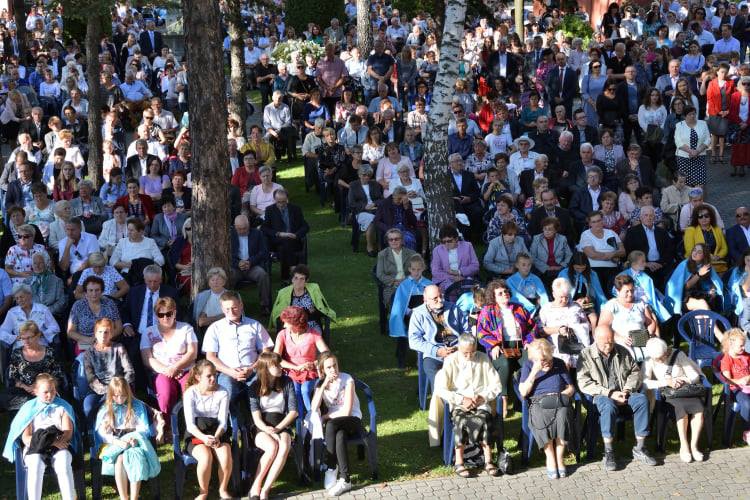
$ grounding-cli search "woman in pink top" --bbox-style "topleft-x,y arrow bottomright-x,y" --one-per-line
274,306 -> 329,413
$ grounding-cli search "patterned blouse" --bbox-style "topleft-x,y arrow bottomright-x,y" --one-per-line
8,347 -> 65,387
476,302 -> 540,351
291,289 -> 322,333
484,209 -> 528,243
5,244 -> 48,284
70,296 -> 121,338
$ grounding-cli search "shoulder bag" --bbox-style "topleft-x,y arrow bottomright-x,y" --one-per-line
661,350 -> 707,399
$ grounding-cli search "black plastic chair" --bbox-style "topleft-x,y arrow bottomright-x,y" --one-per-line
312,378 -> 378,481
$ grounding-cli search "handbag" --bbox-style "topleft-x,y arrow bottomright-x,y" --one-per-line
645,124 -> 663,144
190,417 -> 220,446
501,340 -> 522,359
558,328 -> 585,355
628,328 -> 650,348
661,350 -> 707,399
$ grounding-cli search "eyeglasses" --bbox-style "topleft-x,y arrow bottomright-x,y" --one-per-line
592,64 -> 601,68
737,213 -> 750,217
184,227 -> 192,231
496,289 -> 511,296
697,213 -> 710,219
441,238 -> 455,244
387,237 -> 401,241
156,310 -> 175,318
18,234 -> 32,239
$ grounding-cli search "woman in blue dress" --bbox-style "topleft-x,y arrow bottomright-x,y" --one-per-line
389,255 -> 432,368
582,60 -> 607,128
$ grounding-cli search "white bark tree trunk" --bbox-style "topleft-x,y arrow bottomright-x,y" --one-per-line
357,0 -> 373,56
423,0 -> 466,249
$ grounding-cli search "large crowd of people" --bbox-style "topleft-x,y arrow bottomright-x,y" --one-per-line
0,0 -> 750,499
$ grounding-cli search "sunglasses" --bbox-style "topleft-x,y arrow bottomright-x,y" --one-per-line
156,310 -> 175,318
697,213 -> 710,219
592,64 -> 601,68
497,289 -> 512,296
185,227 -> 191,232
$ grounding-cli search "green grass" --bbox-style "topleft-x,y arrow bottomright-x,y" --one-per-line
2,100 -> 747,497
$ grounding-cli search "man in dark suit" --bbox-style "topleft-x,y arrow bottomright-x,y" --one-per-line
546,52 -> 579,117
262,188 -> 310,280
120,264 -> 179,390
623,206 -> 675,288
549,131 -> 580,190
138,20 -> 163,60
4,162 -> 34,214
448,153 -> 483,241
723,3 -> 747,42
726,206 -> 750,265
486,39 -> 519,89
571,108 -> 600,150
567,143 -> 606,196
615,143 -> 657,190
19,107 -> 49,150
528,115 -> 560,160
528,189 -> 577,247
655,59 -> 682,102
519,155 -> 549,199
569,166 -> 611,231
125,139 -> 159,181
231,214 -> 271,315
616,66 -> 647,146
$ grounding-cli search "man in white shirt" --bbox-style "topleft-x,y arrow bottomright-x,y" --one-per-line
203,291 -> 273,408
58,217 -> 99,278
655,59 -> 682,99
244,37 -> 262,89
508,136 -> 539,178
713,24 -> 741,60
691,22 -> 716,48
262,90 -> 297,160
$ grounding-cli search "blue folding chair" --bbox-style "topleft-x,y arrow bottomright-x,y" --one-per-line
677,310 -> 730,368
652,373 -> 713,453
312,378 -> 378,481
171,400 -> 241,499
90,408 -> 162,499
372,265 -> 387,336
417,352 -> 432,411
511,372 -> 583,466
444,278 -> 481,304
441,397 -> 504,466
712,354 -> 746,447
13,430 -> 86,500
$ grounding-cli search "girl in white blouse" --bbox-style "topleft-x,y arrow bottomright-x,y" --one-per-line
637,88 -> 668,167
182,360 -> 232,500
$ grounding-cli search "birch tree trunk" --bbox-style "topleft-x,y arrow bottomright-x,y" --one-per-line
423,0 -> 466,249
356,0 -> 372,56
183,0 -> 231,298
226,0 -> 247,132
85,15 -> 104,188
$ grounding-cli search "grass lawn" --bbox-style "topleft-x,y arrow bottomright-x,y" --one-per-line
0,114 -> 745,498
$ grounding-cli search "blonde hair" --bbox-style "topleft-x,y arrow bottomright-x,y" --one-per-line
527,338 -> 554,361
722,328 -> 748,354
102,377 -> 136,433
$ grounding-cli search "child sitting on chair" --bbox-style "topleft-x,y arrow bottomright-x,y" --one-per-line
507,253 -> 549,315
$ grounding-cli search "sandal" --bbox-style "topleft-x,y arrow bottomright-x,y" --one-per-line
484,464 -> 500,477
454,464 -> 471,478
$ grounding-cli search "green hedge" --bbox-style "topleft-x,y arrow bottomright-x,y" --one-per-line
284,0 -> 345,35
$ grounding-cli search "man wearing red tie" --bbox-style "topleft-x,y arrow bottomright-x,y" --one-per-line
546,53 -> 579,118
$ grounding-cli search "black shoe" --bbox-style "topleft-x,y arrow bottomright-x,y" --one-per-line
602,450 -> 617,471
632,447 -> 657,466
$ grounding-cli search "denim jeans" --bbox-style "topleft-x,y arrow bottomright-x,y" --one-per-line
83,393 -> 105,426
594,392 -> 650,439
736,391 -> 750,428
293,379 -> 318,415
74,352 -> 89,400
422,357 -> 444,391
217,372 -> 255,417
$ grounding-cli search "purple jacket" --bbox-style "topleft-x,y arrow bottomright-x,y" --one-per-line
430,241 -> 480,290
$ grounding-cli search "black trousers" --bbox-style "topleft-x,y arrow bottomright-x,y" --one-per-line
324,416 -> 365,481
269,236 -> 303,279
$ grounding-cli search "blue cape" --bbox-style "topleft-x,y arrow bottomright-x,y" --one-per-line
3,396 -> 80,463
557,268 -> 607,313
507,272 -> 549,314
94,399 -> 152,451
727,267 -> 747,316
612,269 -> 673,322
389,276 -> 433,338
665,259 -> 725,315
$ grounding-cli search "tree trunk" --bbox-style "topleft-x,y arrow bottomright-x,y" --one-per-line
12,0 -> 27,61
356,0 -> 372,56
423,0 -> 466,250
432,0 -> 445,35
182,0 -> 231,299
85,15 -> 104,188
226,0 -> 247,132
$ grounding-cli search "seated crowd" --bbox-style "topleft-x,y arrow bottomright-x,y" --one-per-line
2,0 -> 750,499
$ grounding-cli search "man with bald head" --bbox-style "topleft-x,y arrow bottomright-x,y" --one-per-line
578,327 -> 656,472
726,206 -> 750,265
623,204 -> 674,288
408,284 -> 468,387
230,214 -> 271,316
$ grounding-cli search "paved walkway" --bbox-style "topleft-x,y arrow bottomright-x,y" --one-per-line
284,447 -> 748,499
704,155 -> 750,222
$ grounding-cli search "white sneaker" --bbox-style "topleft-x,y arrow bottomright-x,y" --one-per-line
324,467 -> 338,491
744,430 -> 750,446
327,478 -> 352,497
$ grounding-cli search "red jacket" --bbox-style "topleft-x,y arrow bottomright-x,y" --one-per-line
728,91 -> 750,125
706,78 -> 736,116
114,194 -> 156,223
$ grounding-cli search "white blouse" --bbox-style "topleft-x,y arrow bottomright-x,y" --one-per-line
674,120 -> 711,158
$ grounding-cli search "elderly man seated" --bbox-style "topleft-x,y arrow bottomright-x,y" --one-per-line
434,333 -> 502,477
408,285 -> 468,391
578,326 -> 657,472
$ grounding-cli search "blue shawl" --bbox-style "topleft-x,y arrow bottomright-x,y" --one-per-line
665,259 -> 725,315
389,276 -> 433,338
557,268 -> 607,312
727,267 -> 747,316
506,272 -> 549,314
3,396 -> 80,463
612,269 -> 672,322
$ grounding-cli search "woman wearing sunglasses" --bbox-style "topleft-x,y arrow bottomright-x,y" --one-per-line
683,204 -> 728,274
139,296 -> 198,418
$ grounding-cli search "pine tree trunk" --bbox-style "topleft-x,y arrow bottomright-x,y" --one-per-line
182,0 -> 231,299
226,0 -> 247,132
423,0 -> 466,249
356,0 -> 372,56
12,0 -> 27,61
85,15 -> 103,188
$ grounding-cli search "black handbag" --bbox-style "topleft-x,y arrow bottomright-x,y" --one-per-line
558,328 -> 585,355
661,350 -> 706,399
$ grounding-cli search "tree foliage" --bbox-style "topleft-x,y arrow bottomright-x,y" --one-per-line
284,0 -> 345,34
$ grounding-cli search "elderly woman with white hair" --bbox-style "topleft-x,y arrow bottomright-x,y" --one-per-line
434,333 -> 503,478
642,337 -> 706,463
244,166 -> 283,220
348,165 -> 384,256
538,278 -> 592,370
0,283 -> 60,349
74,252 -> 129,301
519,338 -> 576,479
48,199 -> 77,250
192,267 -> 229,329
24,253 -> 67,317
